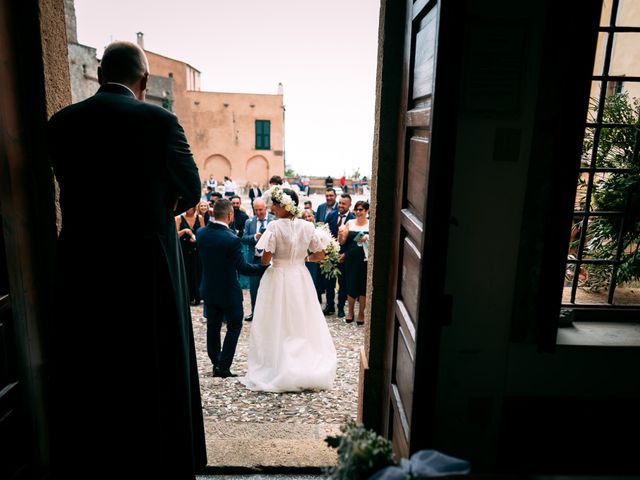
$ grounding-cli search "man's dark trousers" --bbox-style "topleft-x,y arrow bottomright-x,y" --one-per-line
205,301 -> 243,371
249,256 -> 265,313
324,262 -> 347,310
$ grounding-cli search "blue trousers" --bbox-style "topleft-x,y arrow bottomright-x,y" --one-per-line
205,301 -> 243,371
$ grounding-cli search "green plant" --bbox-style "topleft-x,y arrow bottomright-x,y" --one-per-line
578,92 -> 640,291
161,97 -> 174,112
284,166 -> 296,177
324,418 -> 396,480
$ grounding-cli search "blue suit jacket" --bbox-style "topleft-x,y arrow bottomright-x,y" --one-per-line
241,213 -> 275,254
315,202 -> 337,223
326,210 -> 355,254
197,222 -> 264,308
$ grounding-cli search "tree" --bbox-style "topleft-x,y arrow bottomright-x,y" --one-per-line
578,92 -> 640,290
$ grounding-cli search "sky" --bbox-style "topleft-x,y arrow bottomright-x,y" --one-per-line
73,0 -> 380,177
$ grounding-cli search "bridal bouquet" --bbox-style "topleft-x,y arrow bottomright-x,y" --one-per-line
314,223 -> 341,280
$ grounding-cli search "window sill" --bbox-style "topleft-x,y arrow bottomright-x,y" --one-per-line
557,322 -> 640,347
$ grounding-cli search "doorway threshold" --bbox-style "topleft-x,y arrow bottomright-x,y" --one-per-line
203,420 -> 339,468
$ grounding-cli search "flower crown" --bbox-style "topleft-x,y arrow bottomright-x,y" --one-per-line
264,185 -> 302,217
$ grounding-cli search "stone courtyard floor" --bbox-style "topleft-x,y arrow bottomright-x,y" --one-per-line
191,290 -> 364,468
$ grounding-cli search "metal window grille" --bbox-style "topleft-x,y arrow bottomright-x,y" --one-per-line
564,0 -> 640,308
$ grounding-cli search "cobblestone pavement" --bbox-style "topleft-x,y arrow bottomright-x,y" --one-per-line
192,292 -> 363,423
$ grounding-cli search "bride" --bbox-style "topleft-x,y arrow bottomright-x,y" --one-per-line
240,187 -> 337,392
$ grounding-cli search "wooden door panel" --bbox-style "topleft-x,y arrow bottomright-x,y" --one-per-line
406,99 -> 432,128
395,327 -> 415,419
394,300 -> 417,352
407,134 -> 430,218
400,237 -> 421,322
385,0 -> 440,457
390,386 -> 410,458
400,209 -> 424,252
412,10 -> 437,100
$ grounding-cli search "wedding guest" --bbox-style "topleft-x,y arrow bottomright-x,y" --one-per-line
304,200 -> 315,217
248,182 -> 262,211
325,175 -> 334,188
241,198 -> 274,320
338,200 -> 369,325
223,176 -> 236,197
209,191 -> 222,205
231,195 -> 249,237
176,206 -> 204,305
324,193 -> 354,318
206,174 -> 217,190
269,175 -> 283,186
204,186 -> 213,202
302,208 -> 323,303
197,200 -> 210,225
315,187 -> 337,223
197,198 -> 265,378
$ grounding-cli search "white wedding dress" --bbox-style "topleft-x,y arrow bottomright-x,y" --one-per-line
240,218 -> 337,392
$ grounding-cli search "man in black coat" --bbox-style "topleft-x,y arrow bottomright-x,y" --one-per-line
247,181 -> 262,211
47,41 -> 206,478
231,195 -> 249,237
197,199 -> 265,378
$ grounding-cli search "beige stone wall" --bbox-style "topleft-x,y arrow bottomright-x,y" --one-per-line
145,50 -> 190,119
185,90 -> 284,188
146,50 -> 284,188
67,42 -> 99,103
40,0 -> 72,117
591,0 -> 640,100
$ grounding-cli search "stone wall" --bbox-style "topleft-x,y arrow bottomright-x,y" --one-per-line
67,42 -> 98,103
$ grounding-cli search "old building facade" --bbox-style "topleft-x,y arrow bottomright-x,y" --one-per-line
64,0 -> 284,189
144,46 -> 284,189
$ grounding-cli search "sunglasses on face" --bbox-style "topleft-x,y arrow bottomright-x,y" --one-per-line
355,208 -> 366,211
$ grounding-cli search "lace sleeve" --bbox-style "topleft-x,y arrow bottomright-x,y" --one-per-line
256,223 -> 276,253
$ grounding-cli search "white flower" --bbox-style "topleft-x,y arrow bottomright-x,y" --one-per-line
314,224 -> 341,279
262,185 -> 302,217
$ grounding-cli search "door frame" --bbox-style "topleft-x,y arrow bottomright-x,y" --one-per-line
0,0 -> 70,474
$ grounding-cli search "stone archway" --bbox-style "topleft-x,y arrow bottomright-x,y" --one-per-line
245,155 -> 269,186
203,154 -> 231,184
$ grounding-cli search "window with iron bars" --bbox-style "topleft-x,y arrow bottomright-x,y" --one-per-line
563,0 -> 640,313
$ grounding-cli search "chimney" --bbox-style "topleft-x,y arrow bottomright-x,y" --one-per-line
136,32 -> 145,49
278,82 -> 283,95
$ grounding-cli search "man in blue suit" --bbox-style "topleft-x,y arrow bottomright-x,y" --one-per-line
324,194 -> 355,318
197,198 -> 265,378
241,198 -> 275,321
315,187 -> 337,223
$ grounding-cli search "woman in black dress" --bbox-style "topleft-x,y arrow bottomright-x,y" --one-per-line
339,200 -> 370,325
175,206 -> 203,305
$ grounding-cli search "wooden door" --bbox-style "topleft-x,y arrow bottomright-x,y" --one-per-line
384,0 -> 456,458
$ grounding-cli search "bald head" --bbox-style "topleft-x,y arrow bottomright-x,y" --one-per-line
98,41 -> 149,99
253,198 -> 267,220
